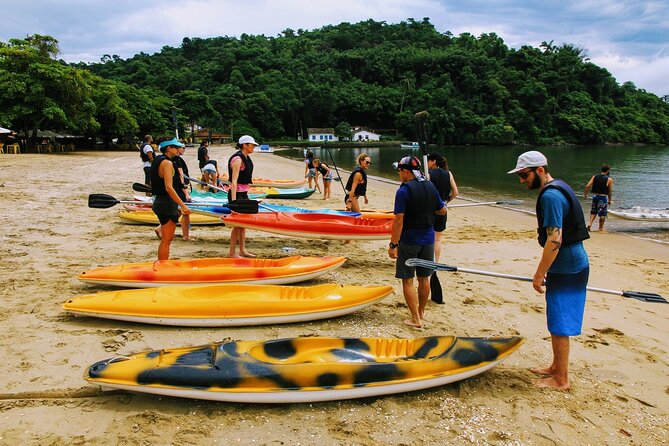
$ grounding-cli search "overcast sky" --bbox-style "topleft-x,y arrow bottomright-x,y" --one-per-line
2,0 -> 667,96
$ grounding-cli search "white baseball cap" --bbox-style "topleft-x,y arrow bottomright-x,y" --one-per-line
507,151 -> 548,174
238,135 -> 259,146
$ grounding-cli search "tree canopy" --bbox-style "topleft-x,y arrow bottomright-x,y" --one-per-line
2,18 -> 669,145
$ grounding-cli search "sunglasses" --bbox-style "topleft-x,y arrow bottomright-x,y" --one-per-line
364,160 -> 372,165
517,168 -> 536,179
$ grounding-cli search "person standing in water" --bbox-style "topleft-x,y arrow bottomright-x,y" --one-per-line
584,164 -> 613,232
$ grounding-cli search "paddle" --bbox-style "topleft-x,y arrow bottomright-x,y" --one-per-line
324,147 -> 348,197
185,175 -> 227,193
185,175 -> 279,214
449,200 -> 524,208
132,182 -> 152,193
405,258 -> 667,304
88,194 -> 259,214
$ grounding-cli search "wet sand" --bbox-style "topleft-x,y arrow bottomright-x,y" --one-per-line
0,145 -> 667,444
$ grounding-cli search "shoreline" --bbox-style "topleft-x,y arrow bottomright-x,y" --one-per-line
0,145 -> 667,444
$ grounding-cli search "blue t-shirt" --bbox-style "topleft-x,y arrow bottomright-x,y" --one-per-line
540,188 -> 589,274
393,181 -> 445,245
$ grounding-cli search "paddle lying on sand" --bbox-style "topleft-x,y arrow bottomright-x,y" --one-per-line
449,200 -> 523,208
405,258 -> 667,304
88,194 -> 259,214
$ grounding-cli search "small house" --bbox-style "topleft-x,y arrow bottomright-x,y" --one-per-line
352,127 -> 381,141
307,128 -> 338,142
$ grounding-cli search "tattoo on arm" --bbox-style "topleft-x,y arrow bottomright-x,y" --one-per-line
546,227 -> 562,251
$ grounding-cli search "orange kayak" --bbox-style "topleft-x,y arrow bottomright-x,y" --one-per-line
249,178 -> 306,189
79,256 -> 346,288
222,212 -> 393,240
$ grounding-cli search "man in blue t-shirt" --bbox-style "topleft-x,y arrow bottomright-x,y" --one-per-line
508,151 -> 590,390
388,156 -> 446,329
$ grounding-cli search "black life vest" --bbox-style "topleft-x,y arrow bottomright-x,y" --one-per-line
536,179 -> 590,247
150,155 -> 179,196
228,151 -> 254,185
592,173 -> 609,195
400,179 -> 438,229
429,168 -> 452,201
139,144 -> 152,162
345,167 -> 367,196
316,162 -> 329,176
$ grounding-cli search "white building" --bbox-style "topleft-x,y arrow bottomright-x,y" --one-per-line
352,127 -> 381,141
307,128 -> 338,142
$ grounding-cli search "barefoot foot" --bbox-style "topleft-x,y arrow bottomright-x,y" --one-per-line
402,319 -> 422,329
532,376 -> 570,390
241,251 -> 256,258
529,366 -> 554,376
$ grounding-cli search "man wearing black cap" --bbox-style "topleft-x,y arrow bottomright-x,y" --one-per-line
151,138 -> 191,260
508,150 -> 589,390
388,156 -> 446,328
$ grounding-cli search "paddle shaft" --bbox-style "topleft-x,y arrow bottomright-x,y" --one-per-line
414,111 -> 429,178
324,147 -> 348,196
405,258 -> 666,303
185,175 -> 227,193
448,200 -> 523,208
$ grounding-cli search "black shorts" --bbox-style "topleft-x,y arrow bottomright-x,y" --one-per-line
152,195 -> 179,225
434,213 -> 448,232
143,166 -> 151,185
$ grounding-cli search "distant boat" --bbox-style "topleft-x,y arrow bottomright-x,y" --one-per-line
256,144 -> 274,153
400,141 -> 420,149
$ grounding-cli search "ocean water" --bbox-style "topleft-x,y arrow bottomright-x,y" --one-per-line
280,145 -> 669,243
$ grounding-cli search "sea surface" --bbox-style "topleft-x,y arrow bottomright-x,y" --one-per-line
279,144 -> 669,243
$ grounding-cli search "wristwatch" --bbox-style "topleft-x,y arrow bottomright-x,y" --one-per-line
389,242 -> 398,249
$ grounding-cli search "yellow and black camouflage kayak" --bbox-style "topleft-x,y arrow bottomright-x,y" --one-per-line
64,283 -> 393,326
85,335 -> 523,403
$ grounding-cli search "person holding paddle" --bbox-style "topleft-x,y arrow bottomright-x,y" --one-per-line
151,138 -> 191,260
227,135 -> 258,258
508,151 -> 589,390
388,156 -> 446,328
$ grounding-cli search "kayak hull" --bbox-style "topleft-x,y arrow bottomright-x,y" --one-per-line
64,283 -> 393,326
609,209 -> 669,222
222,212 -> 392,240
85,336 -> 524,403
78,256 -> 347,288
118,210 -> 224,225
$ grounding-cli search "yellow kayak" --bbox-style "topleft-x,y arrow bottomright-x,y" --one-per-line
64,283 -> 393,326
85,335 -> 524,403
118,210 -> 223,226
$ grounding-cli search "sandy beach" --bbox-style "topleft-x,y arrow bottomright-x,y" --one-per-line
0,145 -> 667,445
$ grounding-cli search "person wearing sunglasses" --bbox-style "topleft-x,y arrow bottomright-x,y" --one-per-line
344,153 -> 371,212
388,156 -> 446,329
508,150 -> 590,390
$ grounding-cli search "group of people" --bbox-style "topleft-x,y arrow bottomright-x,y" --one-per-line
141,134 -> 260,260
142,136 -> 608,391
303,150 -> 334,200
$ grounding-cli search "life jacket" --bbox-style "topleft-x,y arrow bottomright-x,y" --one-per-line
429,168 -> 452,201
592,173 -> 610,195
345,167 -> 367,196
400,179 -> 437,229
536,179 -> 590,247
139,144 -> 152,162
228,150 -> 254,185
150,155 -> 179,196
316,162 -> 329,176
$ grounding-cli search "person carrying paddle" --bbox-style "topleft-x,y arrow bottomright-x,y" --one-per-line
151,138 -> 191,260
427,153 -> 459,263
227,135 -> 258,258
344,153 -> 371,212
388,156 -> 446,328
584,163 -> 614,232
508,150 -> 589,390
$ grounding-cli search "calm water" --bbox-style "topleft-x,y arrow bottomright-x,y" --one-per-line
280,145 -> 669,242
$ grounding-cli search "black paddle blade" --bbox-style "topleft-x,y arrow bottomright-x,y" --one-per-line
88,193 -> 120,209
430,272 -> 444,304
622,291 -> 668,304
132,183 -> 152,193
226,199 -> 259,214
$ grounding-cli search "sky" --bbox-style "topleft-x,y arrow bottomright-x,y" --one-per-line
2,0 -> 667,96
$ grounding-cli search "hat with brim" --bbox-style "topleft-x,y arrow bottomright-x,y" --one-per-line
393,156 -> 425,181
239,135 -> 259,146
159,138 -> 185,152
507,151 -> 548,174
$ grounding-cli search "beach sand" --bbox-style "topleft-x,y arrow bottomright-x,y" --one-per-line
0,145 -> 667,445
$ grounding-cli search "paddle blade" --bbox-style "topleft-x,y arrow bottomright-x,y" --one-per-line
430,272 -> 444,304
227,199 -> 259,214
405,258 -> 458,272
88,194 -> 120,209
622,291 -> 667,304
132,183 -> 152,193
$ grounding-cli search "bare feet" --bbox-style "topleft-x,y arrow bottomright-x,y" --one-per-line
240,251 -> 256,258
532,376 -> 570,390
402,319 -> 422,329
182,236 -> 195,241
228,253 -> 243,259
529,366 -> 554,376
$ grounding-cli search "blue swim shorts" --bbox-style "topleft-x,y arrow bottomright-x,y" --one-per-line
545,266 -> 589,336
590,195 -> 608,217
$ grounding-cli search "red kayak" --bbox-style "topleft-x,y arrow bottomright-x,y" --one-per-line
222,212 -> 392,240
